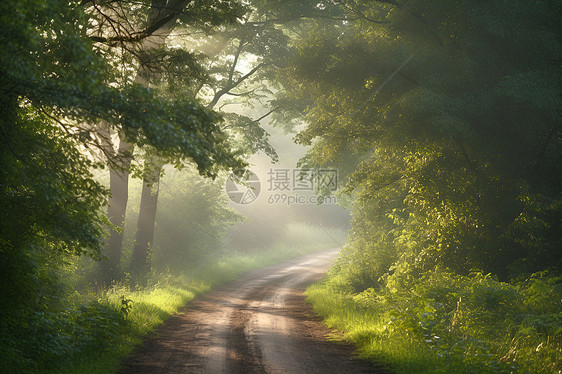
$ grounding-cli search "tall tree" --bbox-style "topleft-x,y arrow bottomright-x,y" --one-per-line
131,158 -> 162,272
86,0 -> 249,278
276,0 -> 561,283
0,0 -> 245,312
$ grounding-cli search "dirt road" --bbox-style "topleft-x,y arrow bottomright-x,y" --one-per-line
119,249 -> 386,373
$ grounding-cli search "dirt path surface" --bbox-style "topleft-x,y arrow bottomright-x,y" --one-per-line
119,249 -> 387,373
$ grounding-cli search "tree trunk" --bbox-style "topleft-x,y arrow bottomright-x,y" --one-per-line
101,1 -> 180,281
131,162 -> 163,274
99,24 -> 165,284
101,137 -> 132,284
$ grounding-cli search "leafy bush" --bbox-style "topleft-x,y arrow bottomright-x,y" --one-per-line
308,268 -> 562,374
0,298 -> 130,374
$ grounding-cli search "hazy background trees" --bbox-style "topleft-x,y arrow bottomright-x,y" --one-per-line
87,0 -> 349,282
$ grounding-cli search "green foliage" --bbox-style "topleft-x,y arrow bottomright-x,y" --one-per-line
0,0 -> 245,269
1,295 -> 131,373
278,0 -> 562,289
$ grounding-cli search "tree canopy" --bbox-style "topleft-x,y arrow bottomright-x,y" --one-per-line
278,0 -> 561,282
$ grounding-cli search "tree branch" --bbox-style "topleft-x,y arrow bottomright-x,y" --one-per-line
207,63 -> 266,109
225,89 -> 255,97
254,106 -> 280,123
89,0 -> 187,45
228,39 -> 245,87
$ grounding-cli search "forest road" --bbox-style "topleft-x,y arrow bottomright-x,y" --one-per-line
119,248 -> 387,374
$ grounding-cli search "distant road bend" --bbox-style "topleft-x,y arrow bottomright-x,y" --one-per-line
120,249 -> 386,373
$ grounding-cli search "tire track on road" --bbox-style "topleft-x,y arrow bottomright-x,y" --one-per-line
119,249 -> 387,373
